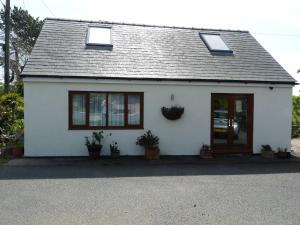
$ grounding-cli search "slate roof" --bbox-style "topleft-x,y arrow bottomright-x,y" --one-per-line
22,18 -> 296,84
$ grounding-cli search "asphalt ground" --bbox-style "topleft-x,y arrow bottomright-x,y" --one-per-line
1,158 -> 300,225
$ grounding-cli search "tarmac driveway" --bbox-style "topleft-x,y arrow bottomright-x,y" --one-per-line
0,158 -> 300,225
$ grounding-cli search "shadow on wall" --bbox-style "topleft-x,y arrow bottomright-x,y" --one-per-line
1,156 -> 300,180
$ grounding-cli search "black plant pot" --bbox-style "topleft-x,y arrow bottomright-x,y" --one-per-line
87,145 -> 102,159
277,152 -> 291,159
111,150 -> 120,158
161,106 -> 184,120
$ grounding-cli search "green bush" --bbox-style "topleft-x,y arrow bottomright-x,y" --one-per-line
292,96 -> 300,138
293,96 -> 300,125
0,92 -> 24,144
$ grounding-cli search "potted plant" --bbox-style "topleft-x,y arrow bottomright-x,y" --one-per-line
11,140 -> 23,158
10,119 -> 24,158
200,144 -> 213,159
85,131 -> 111,159
136,130 -> 160,160
110,142 -> 120,158
261,144 -> 274,158
161,106 -> 184,120
277,148 -> 291,159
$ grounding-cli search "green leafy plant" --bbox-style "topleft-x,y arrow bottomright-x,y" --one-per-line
85,131 -> 111,148
261,144 -> 272,152
0,92 -> 24,147
12,119 -> 24,133
277,147 -> 288,153
161,106 -> 184,120
110,142 -> 119,153
136,130 -> 159,148
201,144 -> 210,151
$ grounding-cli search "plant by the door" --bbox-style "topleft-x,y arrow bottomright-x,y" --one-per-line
110,142 -> 120,158
7,119 -> 24,158
200,144 -> 213,159
136,130 -> 160,160
276,147 -> 291,159
261,145 -> 274,158
85,131 -> 111,159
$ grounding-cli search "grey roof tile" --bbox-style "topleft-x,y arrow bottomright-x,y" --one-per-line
22,18 -> 296,84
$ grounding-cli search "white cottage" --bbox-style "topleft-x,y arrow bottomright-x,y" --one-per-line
21,18 -> 295,156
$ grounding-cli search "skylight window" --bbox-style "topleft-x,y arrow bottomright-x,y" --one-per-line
87,27 -> 112,45
199,33 -> 233,54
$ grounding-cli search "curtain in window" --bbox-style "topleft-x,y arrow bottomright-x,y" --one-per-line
128,95 -> 140,125
108,94 -> 124,126
89,93 -> 106,126
72,94 -> 86,125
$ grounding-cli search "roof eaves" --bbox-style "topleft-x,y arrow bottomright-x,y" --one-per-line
21,74 -> 297,85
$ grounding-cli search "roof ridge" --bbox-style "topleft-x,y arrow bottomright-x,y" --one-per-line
45,17 -> 249,33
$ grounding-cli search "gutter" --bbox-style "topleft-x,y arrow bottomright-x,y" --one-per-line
21,74 -> 297,85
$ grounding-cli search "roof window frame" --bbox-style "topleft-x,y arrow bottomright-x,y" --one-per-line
199,32 -> 233,56
86,25 -> 113,47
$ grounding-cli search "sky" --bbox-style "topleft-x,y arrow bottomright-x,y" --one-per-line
3,0 -> 300,94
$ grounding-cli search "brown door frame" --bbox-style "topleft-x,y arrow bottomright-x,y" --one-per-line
210,93 -> 254,154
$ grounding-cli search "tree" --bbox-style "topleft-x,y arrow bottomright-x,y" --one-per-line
292,96 -> 300,124
0,6 -> 44,82
298,69 -> 300,73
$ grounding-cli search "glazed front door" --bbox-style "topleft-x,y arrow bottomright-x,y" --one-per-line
211,93 -> 253,154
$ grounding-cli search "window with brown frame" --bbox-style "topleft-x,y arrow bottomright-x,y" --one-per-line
69,91 -> 144,129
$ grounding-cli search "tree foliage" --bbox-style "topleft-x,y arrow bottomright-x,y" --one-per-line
0,6 -> 44,81
0,91 -> 23,137
292,96 -> 300,124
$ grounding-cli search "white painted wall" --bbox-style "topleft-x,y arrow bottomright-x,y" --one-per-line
23,78 -> 293,156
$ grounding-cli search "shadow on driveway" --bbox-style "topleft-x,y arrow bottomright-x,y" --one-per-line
1,156 -> 300,180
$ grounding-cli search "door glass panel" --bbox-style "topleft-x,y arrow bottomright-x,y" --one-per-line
213,96 -> 229,144
233,98 -> 247,144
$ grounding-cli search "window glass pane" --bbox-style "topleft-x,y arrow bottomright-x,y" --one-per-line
213,96 -> 229,144
89,93 -> 106,126
72,94 -> 86,125
128,95 -> 141,125
201,34 -> 230,51
88,27 -> 111,45
108,94 -> 124,126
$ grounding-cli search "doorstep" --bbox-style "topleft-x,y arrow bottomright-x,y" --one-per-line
3,154 -> 300,167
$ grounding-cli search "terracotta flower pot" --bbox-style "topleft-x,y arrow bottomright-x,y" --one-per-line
200,150 -> 213,159
145,147 -> 160,160
12,146 -> 23,158
87,145 -> 102,159
261,150 -> 274,158
277,151 -> 291,159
